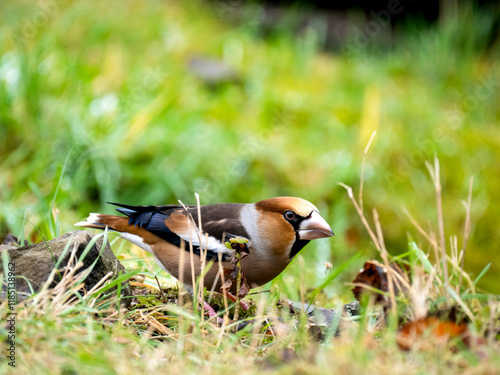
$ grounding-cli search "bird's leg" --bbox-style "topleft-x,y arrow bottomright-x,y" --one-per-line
199,297 -> 223,325
225,292 -> 250,312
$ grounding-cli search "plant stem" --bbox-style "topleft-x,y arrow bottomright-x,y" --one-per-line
233,250 -> 242,323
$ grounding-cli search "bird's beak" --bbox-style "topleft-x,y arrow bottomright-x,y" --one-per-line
298,211 -> 334,240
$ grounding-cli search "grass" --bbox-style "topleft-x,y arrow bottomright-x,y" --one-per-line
1,148 -> 499,374
1,0 -> 500,373
1,1 -> 499,291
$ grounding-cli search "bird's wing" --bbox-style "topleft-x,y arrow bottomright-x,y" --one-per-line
108,202 -> 250,260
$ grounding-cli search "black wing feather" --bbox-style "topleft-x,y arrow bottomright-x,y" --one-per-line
108,202 -> 182,246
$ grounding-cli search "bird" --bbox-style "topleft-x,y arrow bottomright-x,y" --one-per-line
75,197 -> 334,292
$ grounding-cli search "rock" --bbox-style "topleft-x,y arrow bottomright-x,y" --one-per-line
284,299 -> 361,340
0,230 -> 132,306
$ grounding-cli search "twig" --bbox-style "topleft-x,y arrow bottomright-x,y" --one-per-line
233,249 -> 243,323
155,276 -> 166,300
249,290 -> 271,295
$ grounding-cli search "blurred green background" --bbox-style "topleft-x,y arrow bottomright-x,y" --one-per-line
1,0 -> 499,295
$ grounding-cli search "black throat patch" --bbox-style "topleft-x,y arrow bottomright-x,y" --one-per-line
285,212 -> 311,259
289,233 -> 310,259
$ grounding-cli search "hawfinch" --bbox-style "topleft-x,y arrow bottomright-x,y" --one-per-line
75,197 -> 334,290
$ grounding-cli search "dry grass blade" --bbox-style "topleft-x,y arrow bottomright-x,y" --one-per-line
339,133 -> 399,316
359,130 -> 377,213
460,177 -> 474,289
195,193 -> 207,329
401,207 -> 438,247
178,239 -> 185,307
31,240 -> 79,306
178,196 -> 215,324
373,209 -> 397,316
16,259 -> 98,319
487,299 -> 499,344
402,206 -> 442,276
425,155 -> 449,296
86,271 -> 114,296
250,298 -> 268,350
143,314 -> 177,337
338,183 -> 380,250
178,199 -> 198,312
218,250 -> 230,327
408,268 -> 435,319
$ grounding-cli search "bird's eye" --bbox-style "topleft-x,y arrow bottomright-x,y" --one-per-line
284,210 -> 296,221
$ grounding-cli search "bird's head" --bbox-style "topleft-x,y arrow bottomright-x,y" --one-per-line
254,197 -> 334,258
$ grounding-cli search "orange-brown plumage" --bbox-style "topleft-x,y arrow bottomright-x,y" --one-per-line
255,197 -> 318,216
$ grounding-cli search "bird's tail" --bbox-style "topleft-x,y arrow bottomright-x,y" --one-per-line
75,210 -> 158,254
74,213 -> 129,232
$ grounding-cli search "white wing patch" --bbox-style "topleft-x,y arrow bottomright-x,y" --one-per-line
177,232 -> 230,254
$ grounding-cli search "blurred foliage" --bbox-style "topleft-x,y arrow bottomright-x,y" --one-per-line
0,0 -> 499,294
